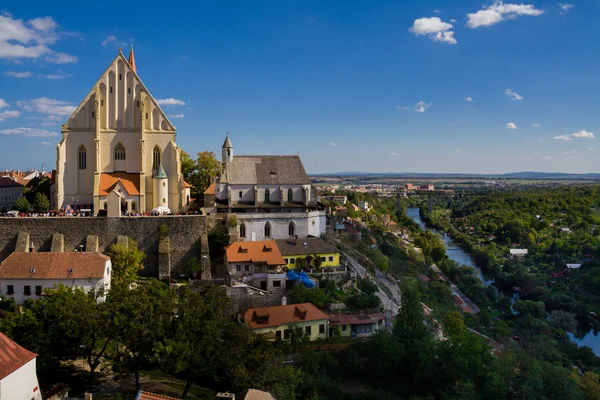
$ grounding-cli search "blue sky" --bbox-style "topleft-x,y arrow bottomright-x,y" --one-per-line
0,1 -> 598,174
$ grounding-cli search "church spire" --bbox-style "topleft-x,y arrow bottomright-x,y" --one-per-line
128,39 -> 137,73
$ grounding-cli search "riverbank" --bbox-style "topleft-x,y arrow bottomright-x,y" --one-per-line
406,208 -> 492,286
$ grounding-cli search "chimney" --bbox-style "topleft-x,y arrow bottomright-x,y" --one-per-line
295,234 -> 299,247
29,241 -> 35,252
84,394 -> 93,400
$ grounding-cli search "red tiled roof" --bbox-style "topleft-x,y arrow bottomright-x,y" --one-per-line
243,303 -> 330,329
182,179 -> 193,189
136,391 -> 179,400
0,177 -> 23,188
225,240 -> 286,266
0,332 -> 37,380
0,252 -> 110,279
99,173 -> 140,195
329,312 -> 385,326
203,180 -> 216,194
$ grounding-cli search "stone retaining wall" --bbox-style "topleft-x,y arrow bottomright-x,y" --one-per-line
0,216 -> 210,278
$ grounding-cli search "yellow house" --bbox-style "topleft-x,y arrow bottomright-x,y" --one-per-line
275,238 -> 340,270
243,302 -> 330,341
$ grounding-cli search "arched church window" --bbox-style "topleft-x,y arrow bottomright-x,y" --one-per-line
287,188 -> 293,202
289,222 -> 295,236
240,224 -> 246,238
265,189 -> 270,203
115,143 -> 126,160
78,145 -> 87,170
264,222 -> 271,238
153,146 -> 161,171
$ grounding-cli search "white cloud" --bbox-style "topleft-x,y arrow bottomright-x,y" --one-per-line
330,142 -> 337,146
101,35 -> 126,47
449,148 -> 460,152
17,97 -> 75,115
542,156 -> 552,160
5,70 -> 32,78
0,127 -> 57,137
45,70 -> 71,79
538,137 -> 544,142
409,17 -> 457,44
0,98 -> 9,109
29,16 -> 58,31
531,123 -> 541,127
26,114 -> 62,122
397,101 -> 432,113
464,96 -> 474,102
391,152 -> 399,156
40,141 -> 53,146
450,19 -> 457,23
505,88 -> 524,100
0,110 -> 21,121
414,101 -> 431,112
553,130 -> 595,141
168,113 -> 184,119
467,1 -> 544,28
589,148 -> 595,151
156,98 -> 186,106
505,122 -> 518,129
557,3 -> 573,14
433,9 -> 441,13
0,14 -> 77,63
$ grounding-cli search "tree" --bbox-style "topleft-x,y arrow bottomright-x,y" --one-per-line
14,197 -> 30,213
571,371 -> 600,400
443,310 -> 467,336
180,150 -> 196,183
394,281 -> 428,341
108,238 -> 145,287
185,150 -> 222,200
34,192 -> 50,213
163,285 -> 232,398
108,280 -> 175,391
32,285 -> 113,380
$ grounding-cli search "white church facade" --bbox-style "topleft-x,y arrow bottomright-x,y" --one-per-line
52,47 -> 191,215
208,135 -> 326,241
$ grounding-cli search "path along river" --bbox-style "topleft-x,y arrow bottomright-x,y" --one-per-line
407,208 -> 600,354
406,208 -> 493,286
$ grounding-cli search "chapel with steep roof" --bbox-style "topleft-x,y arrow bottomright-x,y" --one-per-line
51,46 -> 190,214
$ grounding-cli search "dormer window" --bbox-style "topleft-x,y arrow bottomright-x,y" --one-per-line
262,245 -> 272,253
238,247 -> 248,254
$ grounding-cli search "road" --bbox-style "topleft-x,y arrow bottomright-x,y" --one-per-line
431,264 -> 480,314
343,252 -> 399,317
376,269 -> 402,305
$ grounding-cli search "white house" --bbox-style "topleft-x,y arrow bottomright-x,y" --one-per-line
357,201 -> 371,212
566,263 -> 582,270
0,252 -> 112,304
210,134 -> 326,241
0,332 -> 42,400
0,177 -> 24,212
509,249 -> 528,259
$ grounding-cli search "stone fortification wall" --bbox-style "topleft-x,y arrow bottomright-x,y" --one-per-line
0,216 -> 210,278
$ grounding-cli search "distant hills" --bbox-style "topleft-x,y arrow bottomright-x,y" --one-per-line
309,171 -> 600,180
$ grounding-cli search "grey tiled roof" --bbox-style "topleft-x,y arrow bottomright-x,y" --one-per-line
275,237 -> 338,256
223,155 -> 311,185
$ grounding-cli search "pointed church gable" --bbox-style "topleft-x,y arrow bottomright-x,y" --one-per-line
63,52 -> 176,133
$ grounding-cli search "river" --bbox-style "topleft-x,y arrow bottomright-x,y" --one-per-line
406,208 -> 493,286
406,208 -> 600,354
